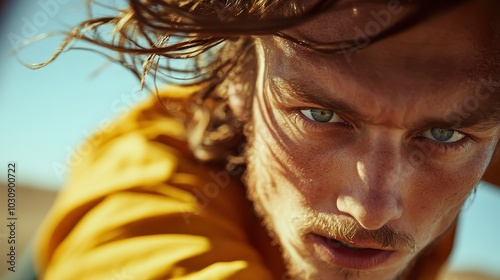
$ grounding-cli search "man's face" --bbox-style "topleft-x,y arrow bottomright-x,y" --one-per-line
244,1 -> 500,279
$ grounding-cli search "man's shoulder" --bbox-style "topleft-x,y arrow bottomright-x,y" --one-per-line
34,85 -> 273,279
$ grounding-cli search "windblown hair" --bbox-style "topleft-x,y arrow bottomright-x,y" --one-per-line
33,0 -> 339,165
32,0 -> 465,166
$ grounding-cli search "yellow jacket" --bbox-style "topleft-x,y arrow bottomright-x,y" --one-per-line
34,86 -> 500,280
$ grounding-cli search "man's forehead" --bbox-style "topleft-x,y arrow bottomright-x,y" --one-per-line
286,0 -> 499,56
293,0 -> 414,41
263,0 -> 500,80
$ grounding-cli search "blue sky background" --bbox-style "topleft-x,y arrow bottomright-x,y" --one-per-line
0,0 -> 499,276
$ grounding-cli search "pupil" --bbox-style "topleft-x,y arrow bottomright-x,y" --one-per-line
310,109 -> 334,122
431,128 -> 454,142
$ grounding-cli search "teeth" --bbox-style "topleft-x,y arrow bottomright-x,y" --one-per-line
323,237 -> 363,249
340,241 -> 360,249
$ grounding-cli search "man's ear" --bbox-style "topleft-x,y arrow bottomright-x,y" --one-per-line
482,142 -> 500,187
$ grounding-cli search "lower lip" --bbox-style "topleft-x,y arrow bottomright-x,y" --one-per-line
309,233 -> 395,270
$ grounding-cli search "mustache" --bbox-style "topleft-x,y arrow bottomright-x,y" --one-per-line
294,212 -> 417,252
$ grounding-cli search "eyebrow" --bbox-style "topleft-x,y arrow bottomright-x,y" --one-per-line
270,77 -> 368,120
269,77 -> 500,131
414,108 -> 500,132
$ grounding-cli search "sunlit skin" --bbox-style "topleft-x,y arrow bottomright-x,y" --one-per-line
240,1 -> 500,279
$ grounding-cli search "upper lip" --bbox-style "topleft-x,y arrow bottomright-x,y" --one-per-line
312,232 -> 396,251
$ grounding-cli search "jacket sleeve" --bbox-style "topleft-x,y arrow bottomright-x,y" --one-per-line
34,90 -> 274,280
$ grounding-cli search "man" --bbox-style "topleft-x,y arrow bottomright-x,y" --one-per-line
34,0 -> 500,279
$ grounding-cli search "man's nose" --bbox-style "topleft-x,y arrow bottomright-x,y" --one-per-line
337,138 -> 404,230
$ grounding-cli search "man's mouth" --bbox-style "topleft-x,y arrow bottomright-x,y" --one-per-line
309,233 -> 396,270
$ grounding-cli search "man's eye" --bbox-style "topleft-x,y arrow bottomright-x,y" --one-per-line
420,128 -> 465,143
300,109 -> 344,123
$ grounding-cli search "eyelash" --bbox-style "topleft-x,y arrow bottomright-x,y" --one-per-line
291,108 -> 473,153
292,108 -> 353,132
414,134 -> 472,153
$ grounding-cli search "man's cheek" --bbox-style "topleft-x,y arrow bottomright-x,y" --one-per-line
257,144 -> 318,213
404,165 -> 476,236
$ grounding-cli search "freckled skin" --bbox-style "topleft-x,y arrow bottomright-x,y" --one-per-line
242,1 -> 500,279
